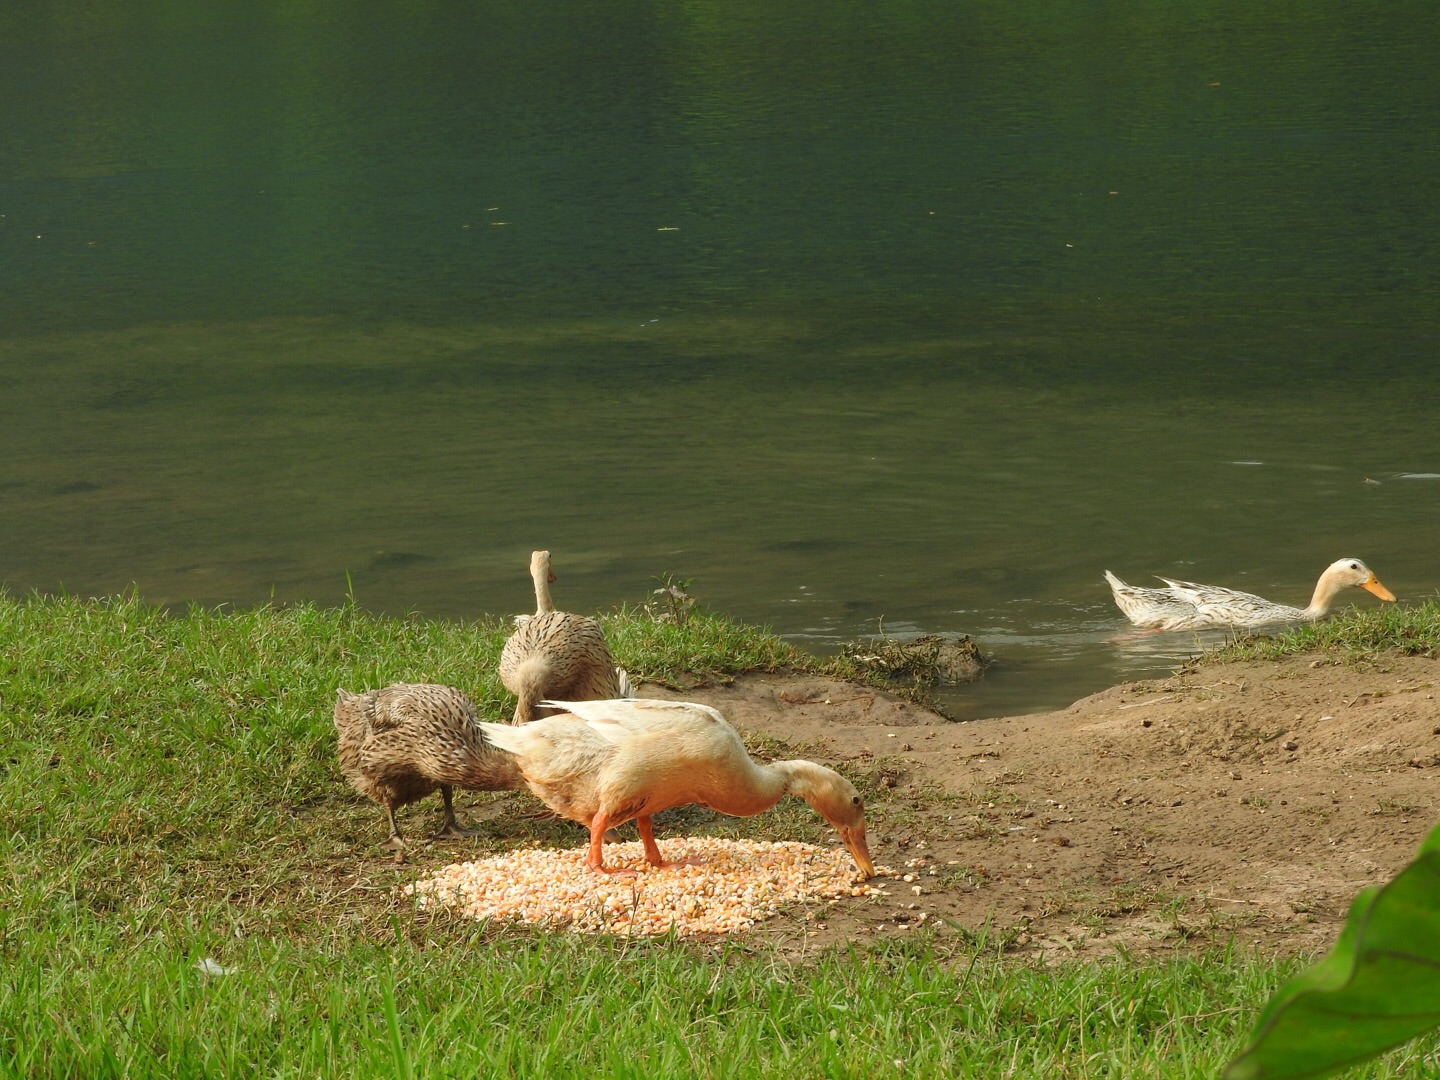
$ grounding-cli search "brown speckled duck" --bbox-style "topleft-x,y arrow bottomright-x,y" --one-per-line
333,682 -> 522,850
498,550 -> 630,723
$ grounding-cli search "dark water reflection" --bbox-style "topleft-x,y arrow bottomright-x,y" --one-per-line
2,4 -> 1437,718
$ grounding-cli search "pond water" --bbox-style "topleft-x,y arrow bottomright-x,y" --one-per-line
3,3 -> 1437,719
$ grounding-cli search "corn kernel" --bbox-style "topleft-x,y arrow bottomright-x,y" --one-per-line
405,837 -> 892,937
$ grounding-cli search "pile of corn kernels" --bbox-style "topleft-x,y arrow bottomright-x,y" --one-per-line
407,836 -> 888,937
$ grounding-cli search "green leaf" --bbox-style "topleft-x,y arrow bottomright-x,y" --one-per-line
1225,823 -> 1440,1079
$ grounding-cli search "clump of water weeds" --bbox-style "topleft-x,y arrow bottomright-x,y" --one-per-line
840,630 -> 989,688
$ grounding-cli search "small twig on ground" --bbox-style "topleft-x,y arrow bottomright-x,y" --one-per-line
1118,695 -> 1179,710
778,693 -> 875,707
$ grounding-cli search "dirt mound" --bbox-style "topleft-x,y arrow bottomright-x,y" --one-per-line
651,653 -> 1440,958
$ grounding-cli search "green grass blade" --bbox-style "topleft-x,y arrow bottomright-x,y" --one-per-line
382,978 -> 414,1080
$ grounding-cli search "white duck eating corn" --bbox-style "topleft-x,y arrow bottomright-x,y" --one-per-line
479,697 -> 875,878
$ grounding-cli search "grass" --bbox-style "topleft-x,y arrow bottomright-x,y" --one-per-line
0,933 -> 1312,1078
2,588 -> 1438,1076
1209,599 -> 1440,664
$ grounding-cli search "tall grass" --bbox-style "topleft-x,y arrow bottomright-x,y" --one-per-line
1,589 -> 1434,1076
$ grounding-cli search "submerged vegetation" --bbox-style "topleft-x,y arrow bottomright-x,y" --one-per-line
2,588 -> 1439,1075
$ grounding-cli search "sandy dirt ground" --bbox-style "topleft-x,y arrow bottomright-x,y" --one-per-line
646,653 -> 1440,958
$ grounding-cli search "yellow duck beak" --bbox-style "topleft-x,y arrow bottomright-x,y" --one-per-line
1362,574 -> 1396,602
840,824 -> 875,879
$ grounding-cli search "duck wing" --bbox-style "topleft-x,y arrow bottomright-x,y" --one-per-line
1105,570 -> 1203,629
539,698 -> 728,741
1154,577 -> 1306,628
536,699 -> 755,821
1153,576 -> 1266,603
334,683 -> 439,735
477,715 -> 610,822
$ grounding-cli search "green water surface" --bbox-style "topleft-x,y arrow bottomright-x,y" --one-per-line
2,2 -> 1437,717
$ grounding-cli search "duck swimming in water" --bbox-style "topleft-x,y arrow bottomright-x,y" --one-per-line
1104,558 -> 1395,632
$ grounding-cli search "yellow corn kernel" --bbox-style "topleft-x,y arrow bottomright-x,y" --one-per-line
405,837 -> 890,937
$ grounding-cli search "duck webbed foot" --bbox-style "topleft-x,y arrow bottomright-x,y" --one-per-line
433,785 -> 482,839
382,805 -> 409,851
638,816 -> 704,871
382,831 -> 408,865
589,863 -> 641,879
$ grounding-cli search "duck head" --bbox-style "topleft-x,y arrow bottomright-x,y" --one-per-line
793,765 -> 875,878
1327,558 -> 1396,602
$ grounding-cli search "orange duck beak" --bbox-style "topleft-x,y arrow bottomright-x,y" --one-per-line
1362,574 -> 1396,602
840,824 -> 875,879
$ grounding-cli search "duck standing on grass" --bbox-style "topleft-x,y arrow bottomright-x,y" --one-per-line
334,683 -> 521,850
478,697 -> 876,879
1104,558 -> 1396,632
498,550 -> 631,723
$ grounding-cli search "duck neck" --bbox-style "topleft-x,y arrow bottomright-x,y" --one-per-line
454,729 -> 524,790
762,759 -> 832,813
531,552 -> 554,615
460,748 -> 523,791
703,757 -> 797,817
1304,571 -> 1341,618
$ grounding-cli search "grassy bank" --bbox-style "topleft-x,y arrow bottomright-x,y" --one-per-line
1211,599 -> 1440,663
0,590 -> 1427,1076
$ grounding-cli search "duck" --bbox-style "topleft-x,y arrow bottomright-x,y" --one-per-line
498,550 -> 629,723
334,683 -> 522,850
1104,558 -> 1396,632
478,697 -> 875,878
